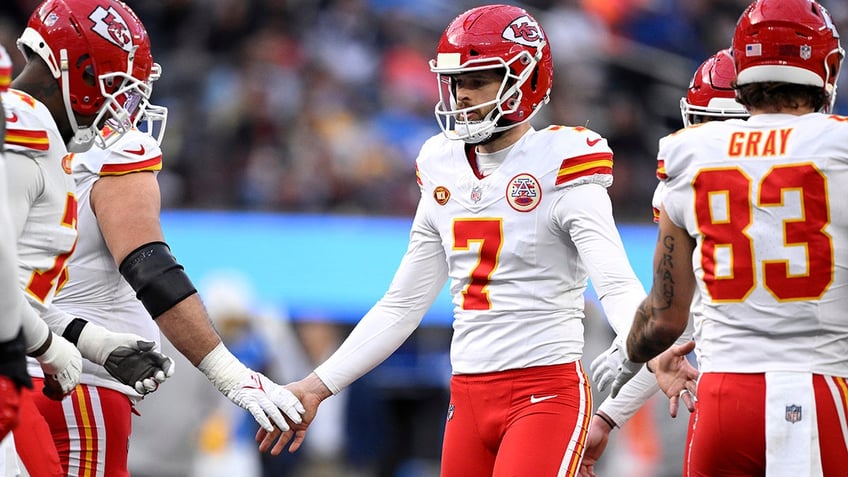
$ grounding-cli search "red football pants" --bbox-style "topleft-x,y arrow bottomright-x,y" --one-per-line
441,362 -> 592,477
27,378 -> 133,477
13,386 -> 63,477
684,372 -> 848,476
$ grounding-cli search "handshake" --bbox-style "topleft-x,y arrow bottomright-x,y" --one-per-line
33,318 -> 175,400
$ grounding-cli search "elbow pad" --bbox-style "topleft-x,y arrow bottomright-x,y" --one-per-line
119,241 -> 197,319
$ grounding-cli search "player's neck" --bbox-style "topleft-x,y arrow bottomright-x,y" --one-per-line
748,105 -> 816,116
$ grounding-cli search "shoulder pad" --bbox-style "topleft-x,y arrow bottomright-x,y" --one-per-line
550,126 -> 613,189
86,129 -> 163,176
3,91 -> 54,154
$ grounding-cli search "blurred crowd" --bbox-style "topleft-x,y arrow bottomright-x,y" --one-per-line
3,2 -> 846,476
1,0 -> 847,221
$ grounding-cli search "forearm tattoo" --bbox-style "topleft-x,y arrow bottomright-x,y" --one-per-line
656,235 -> 676,310
627,234 -> 679,362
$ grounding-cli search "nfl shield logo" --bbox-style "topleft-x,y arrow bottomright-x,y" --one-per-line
785,404 -> 802,423
470,186 -> 482,203
447,403 -> 455,422
800,45 -> 812,60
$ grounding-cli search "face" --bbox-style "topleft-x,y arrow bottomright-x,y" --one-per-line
451,69 -> 505,122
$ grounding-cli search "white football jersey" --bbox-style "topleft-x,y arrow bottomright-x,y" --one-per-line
45,129 -> 163,395
659,113 -> 848,375
414,127 -> 645,374
2,90 -> 77,315
315,127 -> 645,391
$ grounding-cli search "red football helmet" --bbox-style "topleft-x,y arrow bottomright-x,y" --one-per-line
680,49 -> 749,127
429,4 -> 553,143
17,0 -> 154,151
732,0 -> 844,112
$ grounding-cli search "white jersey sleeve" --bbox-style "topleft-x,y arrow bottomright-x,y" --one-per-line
597,367 -> 659,426
0,143 -> 22,339
2,90 -> 77,316
551,183 -> 646,344
314,200 -> 448,394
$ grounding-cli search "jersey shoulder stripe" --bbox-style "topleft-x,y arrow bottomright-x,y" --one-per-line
555,151 -> 613,185
0,45 -> 11,92
6,128 -> 50,151
72,129 -> 164,177
99,155 -> 162,175
655,159 -> 667,180
3,90 -> 55,154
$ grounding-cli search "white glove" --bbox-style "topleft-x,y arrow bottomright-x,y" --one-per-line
76,321 -> 175,394
590,341 -> 643,398
198,342 -> 305,432
32,332 -> 82,400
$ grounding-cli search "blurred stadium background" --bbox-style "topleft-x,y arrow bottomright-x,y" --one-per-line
2,0 -> 846,476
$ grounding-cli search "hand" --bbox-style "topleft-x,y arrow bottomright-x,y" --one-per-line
0,376 -> 22,440
225,371 -> 305,434
590,342 -> 643,398
33,332 -> 82,401
198,343 -> 305,434
104,340 -> 175,394
256,373 -> 331,455
77,322 -> 175,394
653,340 -> 699,417
578,413 -> 615,477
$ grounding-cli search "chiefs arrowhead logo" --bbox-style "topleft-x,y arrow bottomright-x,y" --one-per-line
89,6 -> 134,52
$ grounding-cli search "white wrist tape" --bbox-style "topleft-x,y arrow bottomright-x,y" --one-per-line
76,322 -> 109,365
22,309 -> 50,355
197,342 -> 248,394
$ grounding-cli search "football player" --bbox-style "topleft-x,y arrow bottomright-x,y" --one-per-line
17,2 -> 304,474
0,44 -> 30,443
260,5 -> 649,476
579,48 -> 750,477
3,0 -> 181,473
624,0 -> 847,474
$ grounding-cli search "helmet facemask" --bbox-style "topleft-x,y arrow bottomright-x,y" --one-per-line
106,62 -> 168,146
432,49 -> 542,144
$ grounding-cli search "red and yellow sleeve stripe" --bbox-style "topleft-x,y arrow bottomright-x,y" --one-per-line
656,159 -> 667,180
99,155 -> 163,176
5,128 -> 49,151
555,152 -> 613,186
0,71 -> 10,92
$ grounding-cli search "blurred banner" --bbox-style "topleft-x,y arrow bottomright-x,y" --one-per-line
162,211 -> 657,325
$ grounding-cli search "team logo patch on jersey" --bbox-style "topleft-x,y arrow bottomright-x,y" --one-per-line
506,173 -> 541,212
785,404 -> 802,424
62,154 -> 74,175
434,186 -> 450,205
